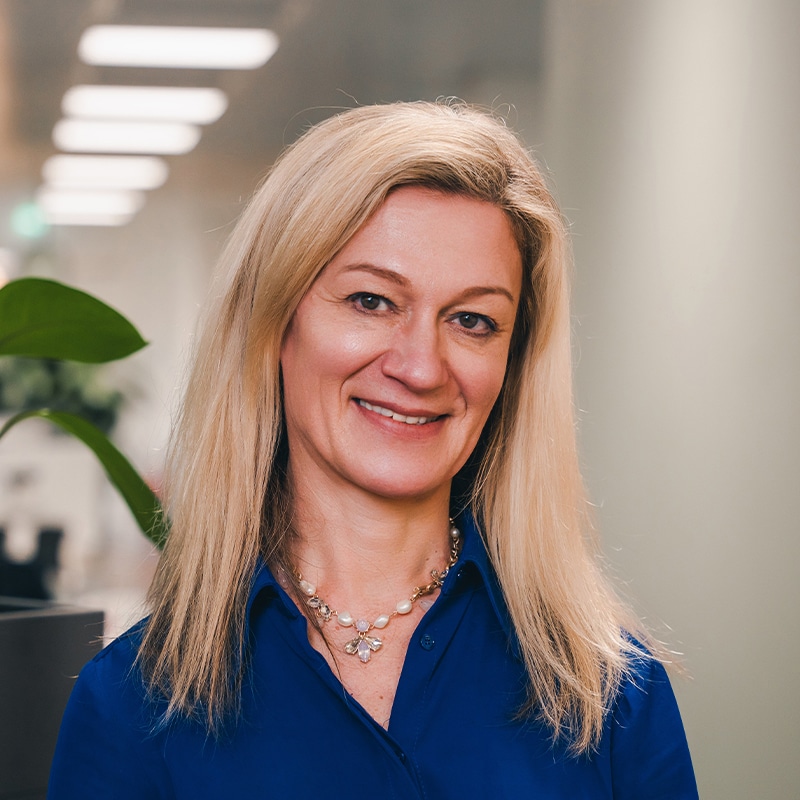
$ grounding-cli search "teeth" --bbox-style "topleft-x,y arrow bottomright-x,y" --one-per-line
358,400 -> 436,425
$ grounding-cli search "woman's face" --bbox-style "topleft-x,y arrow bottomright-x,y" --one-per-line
280,186 -> 522,506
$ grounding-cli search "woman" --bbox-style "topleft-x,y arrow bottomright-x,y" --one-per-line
49,102 -> 698,798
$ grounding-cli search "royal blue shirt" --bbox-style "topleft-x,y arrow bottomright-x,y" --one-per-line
49,514 -> 698,798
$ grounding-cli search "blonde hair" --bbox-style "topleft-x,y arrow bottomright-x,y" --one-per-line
140,101 -> 649,753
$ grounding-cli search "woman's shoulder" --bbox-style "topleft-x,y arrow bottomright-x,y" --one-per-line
48,619 -> 172,799
606,647 -> 698,799
56,617 -> 163,745
76,619 -> 149,701
613,642 -> 683,722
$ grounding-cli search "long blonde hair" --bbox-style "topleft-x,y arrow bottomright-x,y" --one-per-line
140,101 -> 648,753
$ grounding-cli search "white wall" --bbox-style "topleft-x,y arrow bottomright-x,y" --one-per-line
542,2 -> 800,797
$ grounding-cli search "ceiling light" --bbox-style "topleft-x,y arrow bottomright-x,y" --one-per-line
42,155 -> 169,190
37,188 -> 144,227
37,187 -> 145,218
43,211 -> 135,227
78,25 -> 279,70
53,119 -> 201,154
62,85 -> 228,124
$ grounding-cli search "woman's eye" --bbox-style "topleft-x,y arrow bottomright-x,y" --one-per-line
454,313 -> 496,334
349,293 -> 388,311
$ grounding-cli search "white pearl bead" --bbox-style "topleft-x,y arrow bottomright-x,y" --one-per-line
396,599 -> 413,615
373,614 -> 390,628
298,579 -> 316,596
337,611 -> 354,627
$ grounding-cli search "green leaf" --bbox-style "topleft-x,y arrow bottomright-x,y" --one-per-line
0,277 -> 148,362
0,409 -> 169,548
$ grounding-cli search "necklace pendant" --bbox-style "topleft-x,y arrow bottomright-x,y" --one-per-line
293,522 -> 461,664
344,632 -> 383,663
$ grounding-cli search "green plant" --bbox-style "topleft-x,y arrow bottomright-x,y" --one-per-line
0,277 -> 168,548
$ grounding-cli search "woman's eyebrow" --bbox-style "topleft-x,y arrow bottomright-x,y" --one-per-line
458,285 -> 517,305
340,263 -> 410,287
340,263 -> 516,304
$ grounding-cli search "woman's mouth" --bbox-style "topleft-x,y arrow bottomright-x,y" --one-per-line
357,399 -> 442,426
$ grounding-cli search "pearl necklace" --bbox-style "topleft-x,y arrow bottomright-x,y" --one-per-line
294,523 -> 461,663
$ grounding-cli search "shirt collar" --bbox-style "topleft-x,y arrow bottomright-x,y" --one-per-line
244,509 -> 513,640
246,557 -> 296,624
448,510 -> 513,640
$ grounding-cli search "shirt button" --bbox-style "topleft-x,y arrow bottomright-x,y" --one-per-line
420,633 -> 435,650
397,751 -> 406,763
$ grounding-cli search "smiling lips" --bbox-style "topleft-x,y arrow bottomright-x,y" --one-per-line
357,399 -> 442,426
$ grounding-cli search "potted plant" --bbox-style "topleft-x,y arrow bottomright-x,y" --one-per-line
0,277 -> 167,799
0,277 -> 167,547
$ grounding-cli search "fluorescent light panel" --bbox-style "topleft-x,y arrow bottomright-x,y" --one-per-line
44,212 -> 135,227
62,85 -> 228,124
37,187 -> 145,217
37,187 -> 143,227
78,25 -> 279,69
53,119 -> 201,154
42,155 -> 169,190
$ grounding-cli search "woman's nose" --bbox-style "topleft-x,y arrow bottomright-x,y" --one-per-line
380,319 -> 448,391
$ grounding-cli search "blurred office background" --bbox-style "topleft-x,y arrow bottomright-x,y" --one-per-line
0,1 -> 797,797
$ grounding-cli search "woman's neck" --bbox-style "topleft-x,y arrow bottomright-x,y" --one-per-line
287,473 -> 454,613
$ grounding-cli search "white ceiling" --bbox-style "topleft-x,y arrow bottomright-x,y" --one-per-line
2,0 -> 545,189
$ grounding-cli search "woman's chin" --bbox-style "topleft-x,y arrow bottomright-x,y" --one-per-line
341,464 -> 452,504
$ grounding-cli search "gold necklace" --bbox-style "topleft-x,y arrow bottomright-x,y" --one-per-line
294,523 -> 461,663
